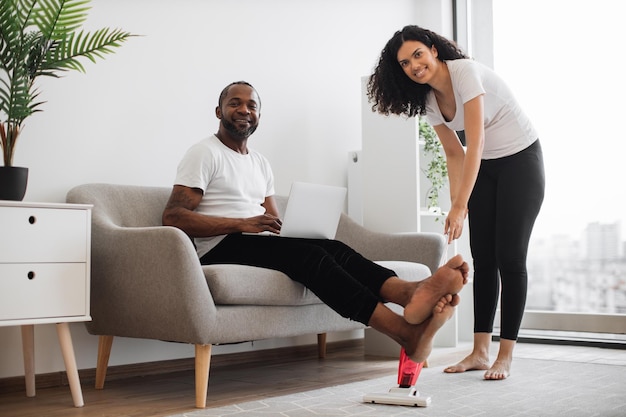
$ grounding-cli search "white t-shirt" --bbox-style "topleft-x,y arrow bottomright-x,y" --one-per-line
174,135 -> 275,257
425,59 -> 537,159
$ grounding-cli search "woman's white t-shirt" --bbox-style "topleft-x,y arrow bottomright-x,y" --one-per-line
174,135 -> 275,257
425,59 -> 537,159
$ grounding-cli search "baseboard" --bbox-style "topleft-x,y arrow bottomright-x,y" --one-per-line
494,330 -> 626,350
0,338 -> 363,394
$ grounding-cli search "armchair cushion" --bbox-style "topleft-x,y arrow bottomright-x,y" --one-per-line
203,264 -> 320,306
204,261 -> 432,306
376,261 -> 431,282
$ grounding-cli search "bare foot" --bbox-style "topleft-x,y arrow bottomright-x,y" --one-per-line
405,297 -> 456,363
404,255 -> 469,325
433,294 -> 461,314
484,360 -> 511,380
444,353 -> 490,373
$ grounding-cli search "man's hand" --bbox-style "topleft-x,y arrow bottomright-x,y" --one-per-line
243,213 -> 282,234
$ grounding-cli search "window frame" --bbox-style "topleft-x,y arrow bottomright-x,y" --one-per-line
456,0 -> 626,341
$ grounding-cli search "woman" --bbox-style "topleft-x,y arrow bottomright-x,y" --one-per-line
368,25 -> 545,380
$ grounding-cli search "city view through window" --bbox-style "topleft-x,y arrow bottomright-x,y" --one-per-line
493,0 -> 626,315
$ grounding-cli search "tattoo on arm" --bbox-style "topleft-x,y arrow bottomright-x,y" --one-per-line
165,186 -> 201,211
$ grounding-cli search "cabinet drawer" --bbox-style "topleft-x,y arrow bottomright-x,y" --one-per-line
0,263 -> 87,321
0,207 -> 88,263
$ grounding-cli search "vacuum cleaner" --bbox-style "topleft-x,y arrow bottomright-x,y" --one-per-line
362,348 -> 432,407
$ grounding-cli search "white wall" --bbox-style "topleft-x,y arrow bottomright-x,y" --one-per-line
14,0 -> 424,200
1,0 -> 452,378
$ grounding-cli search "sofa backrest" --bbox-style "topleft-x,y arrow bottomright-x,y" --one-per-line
67,183 -> 292,229
67,183 -> 445,281
67,183 -> 173,228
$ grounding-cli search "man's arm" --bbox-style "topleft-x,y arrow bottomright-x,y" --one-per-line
162,185 -> 282,237
262,195 -> 280,218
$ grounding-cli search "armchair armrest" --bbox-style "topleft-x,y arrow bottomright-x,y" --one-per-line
88,222 -> 217,344
335,213 -> 447,274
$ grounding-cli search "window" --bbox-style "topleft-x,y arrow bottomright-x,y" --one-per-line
489,0 -> 626,338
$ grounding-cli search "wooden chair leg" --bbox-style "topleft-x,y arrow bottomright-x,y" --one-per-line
95,335 -> 114,390
21,325 -> 36,398
317,333 -> 327,359
195,344 -> 212,409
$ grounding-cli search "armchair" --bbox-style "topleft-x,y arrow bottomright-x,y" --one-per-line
66,183 -> 446,408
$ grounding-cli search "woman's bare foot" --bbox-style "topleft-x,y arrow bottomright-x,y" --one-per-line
404,255 -> 469,325
444,353 -> 490,373
484,359 -> 511,380
405,296 -> 456,363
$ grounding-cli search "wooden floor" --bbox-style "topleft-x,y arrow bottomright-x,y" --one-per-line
1,338 -> 625,417
0,339 -> 400,417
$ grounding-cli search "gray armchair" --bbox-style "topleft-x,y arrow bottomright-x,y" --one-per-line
66,183 -> 446,408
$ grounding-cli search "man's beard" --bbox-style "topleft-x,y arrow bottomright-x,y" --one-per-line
222,118 -> 258,139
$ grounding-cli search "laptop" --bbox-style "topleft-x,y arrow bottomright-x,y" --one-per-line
254,181 -> 347,239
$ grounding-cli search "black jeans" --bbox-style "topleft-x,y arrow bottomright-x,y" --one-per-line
200,234 -> 396,325
468,139 -> 545,340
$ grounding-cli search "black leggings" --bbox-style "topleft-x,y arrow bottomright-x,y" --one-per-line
200,235 -> 396,325
468,139 -> 545,341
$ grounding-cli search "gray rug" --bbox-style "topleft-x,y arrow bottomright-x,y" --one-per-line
168,358 -> 626,417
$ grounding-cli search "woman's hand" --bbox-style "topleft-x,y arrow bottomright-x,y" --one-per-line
444,206 -> 468,244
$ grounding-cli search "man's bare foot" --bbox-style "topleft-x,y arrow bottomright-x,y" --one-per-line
405,297 -> 456,363
484,360 -> 511,380
433,294 -> 461,314
444,353 -> 490,373
404,255 -> 468,325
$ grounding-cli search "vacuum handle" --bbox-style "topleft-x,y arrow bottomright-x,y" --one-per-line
397,348 -> 424,387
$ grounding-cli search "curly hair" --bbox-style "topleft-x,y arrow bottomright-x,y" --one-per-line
367,25 -> 468,117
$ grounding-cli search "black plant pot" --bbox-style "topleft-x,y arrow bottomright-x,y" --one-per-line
0,166 -> 29,201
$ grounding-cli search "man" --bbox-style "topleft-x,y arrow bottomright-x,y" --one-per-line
162,81 -> 468,363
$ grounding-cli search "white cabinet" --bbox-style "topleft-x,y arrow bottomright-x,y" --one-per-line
359,77 -> 422,233
0,201 -> 92,407
359,75 -> 450,234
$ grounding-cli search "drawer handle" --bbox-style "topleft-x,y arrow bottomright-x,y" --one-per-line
27,271 -> 36,280
28,215 -> 37,224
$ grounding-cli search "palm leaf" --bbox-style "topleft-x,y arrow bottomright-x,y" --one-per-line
0,59 -> 44,121
33,0 -> 90,40
1,1 -> 40,123
40,28 -> 134,74
0,1 -> 31,68
0,0 -> 135,166
0,1 -> 38,40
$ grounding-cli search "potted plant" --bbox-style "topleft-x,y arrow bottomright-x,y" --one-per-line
0,0 -> 134,200
419,117 -> 448,216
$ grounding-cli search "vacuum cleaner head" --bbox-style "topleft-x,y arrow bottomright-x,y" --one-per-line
362,348 -> 431,407
363,386 -> 431,407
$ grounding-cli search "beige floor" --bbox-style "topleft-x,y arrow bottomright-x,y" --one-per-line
428,340 -> 626,367
1,339 -> 624,417
166,341 -> 626,417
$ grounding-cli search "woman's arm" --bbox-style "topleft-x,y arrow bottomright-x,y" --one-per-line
434,124 -> 464,205
433,94 -> 485,242
455,94 -> 485,211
